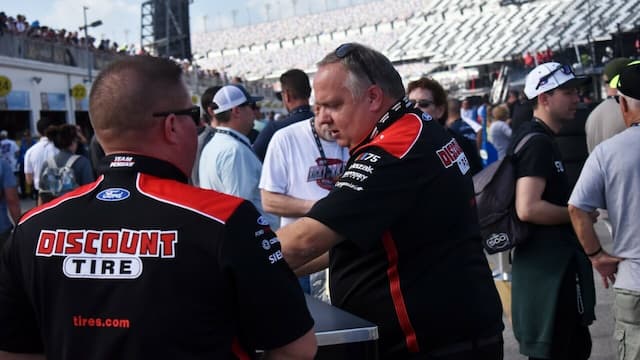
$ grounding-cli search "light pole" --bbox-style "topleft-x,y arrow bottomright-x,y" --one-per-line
79,6 -> 102,83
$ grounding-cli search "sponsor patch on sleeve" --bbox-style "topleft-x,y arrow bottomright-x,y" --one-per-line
436,138 -> 470,175
252,217 -> 284,265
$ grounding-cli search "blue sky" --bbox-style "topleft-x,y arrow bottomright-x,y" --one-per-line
3,0 -> 371,47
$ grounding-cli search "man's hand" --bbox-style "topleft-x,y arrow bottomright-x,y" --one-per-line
590,251 -> 624,289
588,210 -> 600,223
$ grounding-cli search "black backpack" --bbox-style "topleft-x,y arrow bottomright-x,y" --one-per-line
472,132 -> 543,254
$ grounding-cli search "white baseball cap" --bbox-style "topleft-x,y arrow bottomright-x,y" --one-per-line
524,62 -> 587,100
212,84 -> 264,114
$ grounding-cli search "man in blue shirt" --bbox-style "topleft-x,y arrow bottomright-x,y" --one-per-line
252,69 -> 314,161
199,84 -> 279,229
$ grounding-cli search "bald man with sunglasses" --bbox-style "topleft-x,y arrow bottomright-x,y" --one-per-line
0,56 -> 316,360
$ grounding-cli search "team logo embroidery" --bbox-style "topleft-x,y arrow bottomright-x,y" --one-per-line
35,229 -> 178,279
257,216 -> 269,226
356,152 -> 381,163
109,156 -> 135,168
96,188 -> 130,201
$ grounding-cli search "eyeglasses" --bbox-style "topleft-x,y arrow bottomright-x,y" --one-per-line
335,43 -> 377,85
152,106 -> 200,126
411,99 -> 435,108
535,64 -> 575,90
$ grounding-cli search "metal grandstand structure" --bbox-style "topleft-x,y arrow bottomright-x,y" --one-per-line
191,0 -> 640,81
140,0 -> 192,59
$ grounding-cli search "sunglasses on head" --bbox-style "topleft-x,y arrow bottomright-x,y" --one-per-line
335,43 -> 377,85
412,99 -> 435,108
152,106 -> 200,126
535,64 -> 575,90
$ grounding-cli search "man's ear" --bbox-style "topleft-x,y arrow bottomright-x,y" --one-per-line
367,85 -> 385,112
620,95 -> 629,114
206,105 -> 216,118
537,92 -> 551,108
163,114 -> 180,145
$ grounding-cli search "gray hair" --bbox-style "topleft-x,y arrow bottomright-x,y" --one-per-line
317,43 -> 405,101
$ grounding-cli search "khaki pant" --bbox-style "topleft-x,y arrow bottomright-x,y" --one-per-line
614,288 -> 640,360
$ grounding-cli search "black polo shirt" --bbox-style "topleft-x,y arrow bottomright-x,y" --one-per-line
509,119 -> 574,238
307,102 -> 503,358
0,155 -> 313,360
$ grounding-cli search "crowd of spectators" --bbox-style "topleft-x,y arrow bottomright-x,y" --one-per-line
0,10 -> 228,84
0,11 -> 139,56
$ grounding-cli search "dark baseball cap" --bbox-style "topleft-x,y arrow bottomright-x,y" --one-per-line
604,57 -> 632,88
616,61 -> 640,101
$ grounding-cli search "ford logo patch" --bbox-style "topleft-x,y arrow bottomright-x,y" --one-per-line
96,188 -> 130,201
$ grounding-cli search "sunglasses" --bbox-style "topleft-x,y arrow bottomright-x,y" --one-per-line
535,64 -> 575,90
412,99 -> 435,108
152,106 -> 200,126
335,43 -> 376,85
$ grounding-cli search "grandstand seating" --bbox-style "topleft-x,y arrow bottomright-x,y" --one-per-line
191,0 -> 640,79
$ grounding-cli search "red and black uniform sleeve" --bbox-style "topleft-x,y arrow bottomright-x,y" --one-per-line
0,231 -> 44,353
220,201 -> 314,350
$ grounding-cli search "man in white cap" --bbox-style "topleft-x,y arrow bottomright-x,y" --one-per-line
569,61 -> 640,360
509,62 -> 597,359
199,84 -> 279,228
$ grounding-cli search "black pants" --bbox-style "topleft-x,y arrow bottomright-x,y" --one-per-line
428,341 -> 503,360
530,262 -> 592,360
408,335 -> 503,360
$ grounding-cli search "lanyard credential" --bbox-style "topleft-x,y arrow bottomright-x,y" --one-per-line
309,117 -> 333,185
213,128 -> 253,151
309,117 -> 329,162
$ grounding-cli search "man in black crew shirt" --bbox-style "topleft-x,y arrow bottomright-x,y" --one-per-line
277,43 -> 504,359
0,56 -> 316,360
252,69 -> 314,161
509,62 -> 596,359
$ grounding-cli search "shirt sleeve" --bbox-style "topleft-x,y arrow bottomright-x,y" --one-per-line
0,229 -> 44,353
220,201 -> 313,350
259,131 -> 289,194
23,147 -> 34,174
568,147 -> 605,212
307,146 -> 426,250
514,135 -> 555,179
